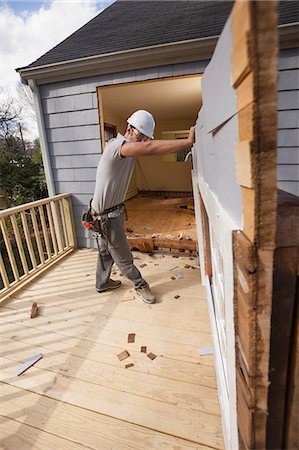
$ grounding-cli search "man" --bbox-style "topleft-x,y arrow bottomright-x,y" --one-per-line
91,110 -> 195,304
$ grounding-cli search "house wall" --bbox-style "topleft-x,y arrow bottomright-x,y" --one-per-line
277,47 -> 299,196
39,61 -> 208,248
193,17 -> 240,450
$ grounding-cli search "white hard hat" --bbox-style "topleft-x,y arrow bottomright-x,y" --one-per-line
127,110 -> 155,139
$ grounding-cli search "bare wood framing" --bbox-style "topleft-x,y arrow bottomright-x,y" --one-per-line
231,0 -> 278,448
20,211 -> 37,269
30,208 -> 45,265
46,203 -> 59,256
61,197 -> 76,248
0,218 -> 20,283
38,205 -> 52,261
53,201 -> 64,252
10,213 -> 29,275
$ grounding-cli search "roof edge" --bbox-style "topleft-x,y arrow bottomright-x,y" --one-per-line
16,22 -> 299,86
17,36 -> 219,85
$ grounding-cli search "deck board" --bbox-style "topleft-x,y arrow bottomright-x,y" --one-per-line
0,249 -> 224,449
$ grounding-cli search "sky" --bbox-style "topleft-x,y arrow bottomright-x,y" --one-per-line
0,0 -> 115,139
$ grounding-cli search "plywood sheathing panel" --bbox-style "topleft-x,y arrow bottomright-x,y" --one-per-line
231,0 -> 278,448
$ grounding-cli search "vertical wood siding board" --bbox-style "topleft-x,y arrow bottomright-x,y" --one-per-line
278,69 -> 299,91
278,48 -> 299,71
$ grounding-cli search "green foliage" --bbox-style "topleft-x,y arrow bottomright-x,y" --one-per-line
0,98 -> 47,209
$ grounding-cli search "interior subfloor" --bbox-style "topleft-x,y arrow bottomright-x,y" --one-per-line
0,249 -> 224,450
125,193 -> 197,255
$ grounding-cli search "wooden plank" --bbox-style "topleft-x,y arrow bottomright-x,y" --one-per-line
20,210 -> 37,269
235,141 -> 254,188
0,217 -> 19,282
30,207 -> 45,264
0,416 -> 86,450
1,383 -> 213,450
0,248 -> 74,303
2,336 -> 219,416
61,197 -> 76,247
46,203 -> 59,256
53,200 -> 65,251
242,187 -> 255,243
59,199 -> 69,248
236,72 -> 254,113
0,193 -> 69,219
231,32 -> 252,88
38,205 -> 52,260
0,251 -> 9,289
0,355 -> 224,448
10,213 -> 29,276
238,102 -> 254,141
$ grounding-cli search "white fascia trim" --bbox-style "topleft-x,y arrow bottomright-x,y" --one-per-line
28,79 -> 55,197
17,36 -> 219,84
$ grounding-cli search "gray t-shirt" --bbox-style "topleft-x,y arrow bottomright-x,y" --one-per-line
91,133 -> 135,213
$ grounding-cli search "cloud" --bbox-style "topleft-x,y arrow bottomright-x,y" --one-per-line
1,0 -> 110,139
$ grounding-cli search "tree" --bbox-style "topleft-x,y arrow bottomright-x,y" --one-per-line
0,93 -> 47,209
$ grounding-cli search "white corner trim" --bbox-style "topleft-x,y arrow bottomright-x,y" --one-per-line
28,79 -> 55,197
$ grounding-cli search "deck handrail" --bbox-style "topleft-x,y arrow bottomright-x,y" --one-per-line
0,194 -> 76,302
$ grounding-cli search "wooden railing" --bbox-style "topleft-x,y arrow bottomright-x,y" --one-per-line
0,194 -> 76,302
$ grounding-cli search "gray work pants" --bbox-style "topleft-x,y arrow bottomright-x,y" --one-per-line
95,210 -> 147,291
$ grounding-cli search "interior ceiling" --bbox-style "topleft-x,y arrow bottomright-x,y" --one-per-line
101,76 -> 202,122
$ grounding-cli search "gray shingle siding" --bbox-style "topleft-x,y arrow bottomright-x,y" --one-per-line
277,48 -> 299,196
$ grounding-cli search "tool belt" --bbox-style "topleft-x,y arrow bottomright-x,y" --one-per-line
82,200 -> 126,234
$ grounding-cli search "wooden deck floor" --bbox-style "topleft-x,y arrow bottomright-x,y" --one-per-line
0,249 -> 224,449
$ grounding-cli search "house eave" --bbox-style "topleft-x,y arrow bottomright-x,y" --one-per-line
17,36 -> 219,85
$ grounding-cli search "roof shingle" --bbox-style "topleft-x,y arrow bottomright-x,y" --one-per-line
23,0 -> 299,70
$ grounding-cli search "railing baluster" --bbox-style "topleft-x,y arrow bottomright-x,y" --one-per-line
0,218 -> 20,282
46,203 -> 58,256
20,211 -> 37,270
59,199 -> 69,248
30,208 -> 45,265
0,252 -> 9,289
0,194 -> 76,302
10,214 -> 29,276
38,205 -> 52,260
53,201 -> 64,252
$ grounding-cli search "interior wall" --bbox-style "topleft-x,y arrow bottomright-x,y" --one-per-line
100,78 -> 201,194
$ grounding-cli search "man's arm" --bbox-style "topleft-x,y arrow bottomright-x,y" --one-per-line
121,126 -> 195,157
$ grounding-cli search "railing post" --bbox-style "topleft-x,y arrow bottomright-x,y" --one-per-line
61,197 -> 77,248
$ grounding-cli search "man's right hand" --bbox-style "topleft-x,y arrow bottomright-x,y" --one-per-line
188,126 -> 196,146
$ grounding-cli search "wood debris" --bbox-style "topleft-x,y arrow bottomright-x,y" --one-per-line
140,264 -> 147,268
174,295 -> 180,299
170,276 -> 176,280
125,363 -> 134,369
30,302 -> 38,318
16,353 -> 43,376
121,292 -> 135,302
128,333 -> 135,343
184,264 -> 191,269
117,350 -> 130,361
140,346 -> 147,353
147,352 -> 157,360
167,264 -> 179,271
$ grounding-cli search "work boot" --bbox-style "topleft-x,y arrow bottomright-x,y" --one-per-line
97,278 -> 121,293
135,284 -> 156,304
